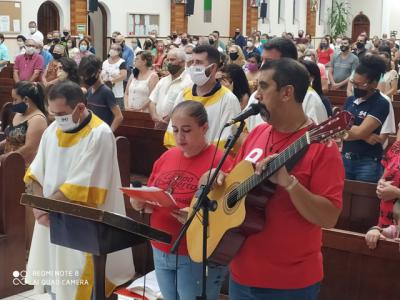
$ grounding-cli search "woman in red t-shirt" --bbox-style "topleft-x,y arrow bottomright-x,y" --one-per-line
130,100 -> 228,300
316,37 -> 334,66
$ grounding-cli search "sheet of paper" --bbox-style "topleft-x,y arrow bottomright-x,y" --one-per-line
13,19 -> 20,32
0,16 -> 10,32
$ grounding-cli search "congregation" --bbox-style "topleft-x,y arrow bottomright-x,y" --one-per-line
1,18 -> 400,300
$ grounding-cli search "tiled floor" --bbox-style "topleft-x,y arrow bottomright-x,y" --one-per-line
0,289 -> 51,300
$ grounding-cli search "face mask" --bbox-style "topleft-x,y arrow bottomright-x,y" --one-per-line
188,64 -> 213,86
84,75 -> 98,86
303,56 -> 313,62
261,39 -> 267,45
181,38 -> 188,45
12,101 -> 28,114
25,47 -> 35,55
247,41 -> 254,48
356,42 -> 365,49
53,38 -> 60,44
193,40 -> 198,46
298,33 -> 304,38
57,70 -> 68,80
52,53 -> 62,60
209,39 -> 215,45
17,41 -> 25,47
29,27 -> 36,34
229,52 -> 239,60
340,45 -> 349,52
120,42 -> 125,49
131,43 -> 137,49
55,112 -> 79,132
67,43 -> 72,49
246,62 -> 258,72
80,45 -> 87,52
353,87 -> 369,99
320,43 -> 327,48
109,49 -> 118,57
63,31 -> 69,36
172,34 -> 177,39
167,63 -> 182,75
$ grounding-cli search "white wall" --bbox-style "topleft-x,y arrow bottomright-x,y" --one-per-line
100,0 -> 171,37
349,0 -> 383,37
187,0 -> 230,37
387,0 -> 400,37
257,0 -> 307,37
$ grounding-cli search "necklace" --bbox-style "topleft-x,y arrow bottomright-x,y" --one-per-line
266,119 -> 309,154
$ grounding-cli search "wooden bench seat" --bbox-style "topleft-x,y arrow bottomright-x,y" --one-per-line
0,152 -> 29,298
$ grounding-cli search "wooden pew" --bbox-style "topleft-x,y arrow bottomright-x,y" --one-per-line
393,93 -> 400,102
392,100 -> 400,127
336,180 -> 379,233
115,115 -> 167,180
121,111 -> 155,128
0,78 -> 14,111
0,64 -> 13,79
325,90 -> 347,107
0,152 -> 29,298
116,136 -> 154,276
321,228 -> 400,300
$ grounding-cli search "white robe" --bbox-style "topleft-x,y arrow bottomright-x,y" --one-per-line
24,113 -> 134,300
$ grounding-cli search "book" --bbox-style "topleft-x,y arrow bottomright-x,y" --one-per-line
115,270 -> 162,300
120,186 -> 179,209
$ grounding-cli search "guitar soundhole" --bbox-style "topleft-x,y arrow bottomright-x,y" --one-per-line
223,183 -> 241,214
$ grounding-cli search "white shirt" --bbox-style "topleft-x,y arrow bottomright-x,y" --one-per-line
101,58 -> 126,98
302,88 -> 328,125
26,30 -> 44,43
149,70 -> 192,117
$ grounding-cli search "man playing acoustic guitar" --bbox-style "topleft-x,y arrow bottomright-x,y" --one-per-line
217,58 -> 345,299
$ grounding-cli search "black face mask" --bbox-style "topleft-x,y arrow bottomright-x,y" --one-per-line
167,63 -> 182,75
84,75 -> 98,86
12,101 -> 28,114
229,52 -> 239,60
356,42 -> 365,49
120,42 -> 125,49
53,38 -> 60,44
209,39 -> 215,45
63,31 -> 69,37
112,38 -> 116,43
52,53 -> 62,60
353,87 -> 369,99
172,35 -> 177,39
181,38 -> 188,45
340,45 -> 349,52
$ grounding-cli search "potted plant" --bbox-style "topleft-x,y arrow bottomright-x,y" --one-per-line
327,0 -> 352,37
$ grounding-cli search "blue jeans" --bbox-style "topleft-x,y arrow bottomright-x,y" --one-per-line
152,247 -> 227,300
229,277 -> 321,300
342,154 -> 383,183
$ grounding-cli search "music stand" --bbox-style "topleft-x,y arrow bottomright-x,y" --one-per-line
21,193 -> 171,300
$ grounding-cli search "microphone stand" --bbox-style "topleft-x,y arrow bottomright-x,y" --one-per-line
170,121 -> 246,300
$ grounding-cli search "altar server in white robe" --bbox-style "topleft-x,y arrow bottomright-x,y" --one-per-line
24,81 -> 134,300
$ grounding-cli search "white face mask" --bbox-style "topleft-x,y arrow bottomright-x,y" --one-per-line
109,49 -> 118,57
25,46 -> 35,55
29,27 -> 36,34
17,41 -> 24,47
247,41 -> 254,48
188,64 -> 213,86
185,53 -> 193,62
55,113 -> 79,132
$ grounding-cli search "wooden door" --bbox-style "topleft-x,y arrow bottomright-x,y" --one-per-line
352,13 -> 370,41
37,1 -> 60,36
230,0 -> 243,38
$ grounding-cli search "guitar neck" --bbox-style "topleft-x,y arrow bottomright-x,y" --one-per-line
235,133 -> 309,200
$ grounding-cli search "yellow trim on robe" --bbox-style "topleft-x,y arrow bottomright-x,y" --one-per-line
59,183 -> 108,205
75,254 -> 117,300
56,114 -> 103,148
24,167 -> 38,184
182,86 -> 231,107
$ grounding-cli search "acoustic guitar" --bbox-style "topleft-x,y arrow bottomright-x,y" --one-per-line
187,111 -> 353,265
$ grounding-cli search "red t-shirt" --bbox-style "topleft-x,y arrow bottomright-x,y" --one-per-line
229,123 -> 344,289
379,141 -> 400,227
317,48 -> 334,65
148,145 -> 231,255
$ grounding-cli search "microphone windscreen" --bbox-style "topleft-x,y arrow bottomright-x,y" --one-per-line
131,180 -> 143,187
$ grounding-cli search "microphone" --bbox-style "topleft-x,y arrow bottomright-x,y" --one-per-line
131,180 -> 142,187
224,103 -> 261,127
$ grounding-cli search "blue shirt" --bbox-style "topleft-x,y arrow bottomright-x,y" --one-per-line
122,45 -> 134,80
0,42 -> 9,70
40,49 -> 53,68
343,90 -> 390,158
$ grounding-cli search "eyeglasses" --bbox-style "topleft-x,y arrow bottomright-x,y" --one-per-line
349,79 -> 369,89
